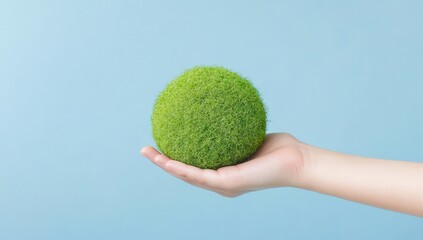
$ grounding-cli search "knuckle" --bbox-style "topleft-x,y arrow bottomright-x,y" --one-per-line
187,174 -> 207,186
195,177 -> 207,185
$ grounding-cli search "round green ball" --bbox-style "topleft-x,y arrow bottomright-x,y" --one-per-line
152,66 -> 267,169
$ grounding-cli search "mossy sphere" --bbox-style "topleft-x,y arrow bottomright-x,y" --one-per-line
152,66 -> 267,169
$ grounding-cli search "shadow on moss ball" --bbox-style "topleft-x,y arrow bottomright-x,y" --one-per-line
152,66 -> 267,169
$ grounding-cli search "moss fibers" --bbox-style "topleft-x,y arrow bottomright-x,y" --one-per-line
151,66 -> 267,169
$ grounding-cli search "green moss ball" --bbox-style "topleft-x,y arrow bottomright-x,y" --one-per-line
151,66 -> 267,169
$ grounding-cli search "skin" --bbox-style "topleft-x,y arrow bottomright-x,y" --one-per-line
141,133 -> 423,217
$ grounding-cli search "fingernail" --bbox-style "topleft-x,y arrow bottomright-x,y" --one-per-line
140,148 -> 148,156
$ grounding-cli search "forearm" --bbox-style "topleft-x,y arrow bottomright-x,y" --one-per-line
296,144 -> 423,217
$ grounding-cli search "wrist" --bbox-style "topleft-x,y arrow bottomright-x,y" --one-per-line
290,142 -> 320,189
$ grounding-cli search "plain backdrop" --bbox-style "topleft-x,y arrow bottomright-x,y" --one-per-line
1,1 -> 422,239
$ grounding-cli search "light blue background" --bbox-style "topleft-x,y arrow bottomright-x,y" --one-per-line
1,1 -> 422,239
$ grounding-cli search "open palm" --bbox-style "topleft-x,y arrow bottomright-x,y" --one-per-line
141,133 -> 306,197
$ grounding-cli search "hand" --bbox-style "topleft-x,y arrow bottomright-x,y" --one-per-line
142,133 -> 423,216
141,133 -> 308,197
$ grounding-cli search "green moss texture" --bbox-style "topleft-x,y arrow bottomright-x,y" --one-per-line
152,66 -> 267,169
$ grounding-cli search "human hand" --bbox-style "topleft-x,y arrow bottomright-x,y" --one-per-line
141,133 -> 308,197
142,132 -> 423,216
